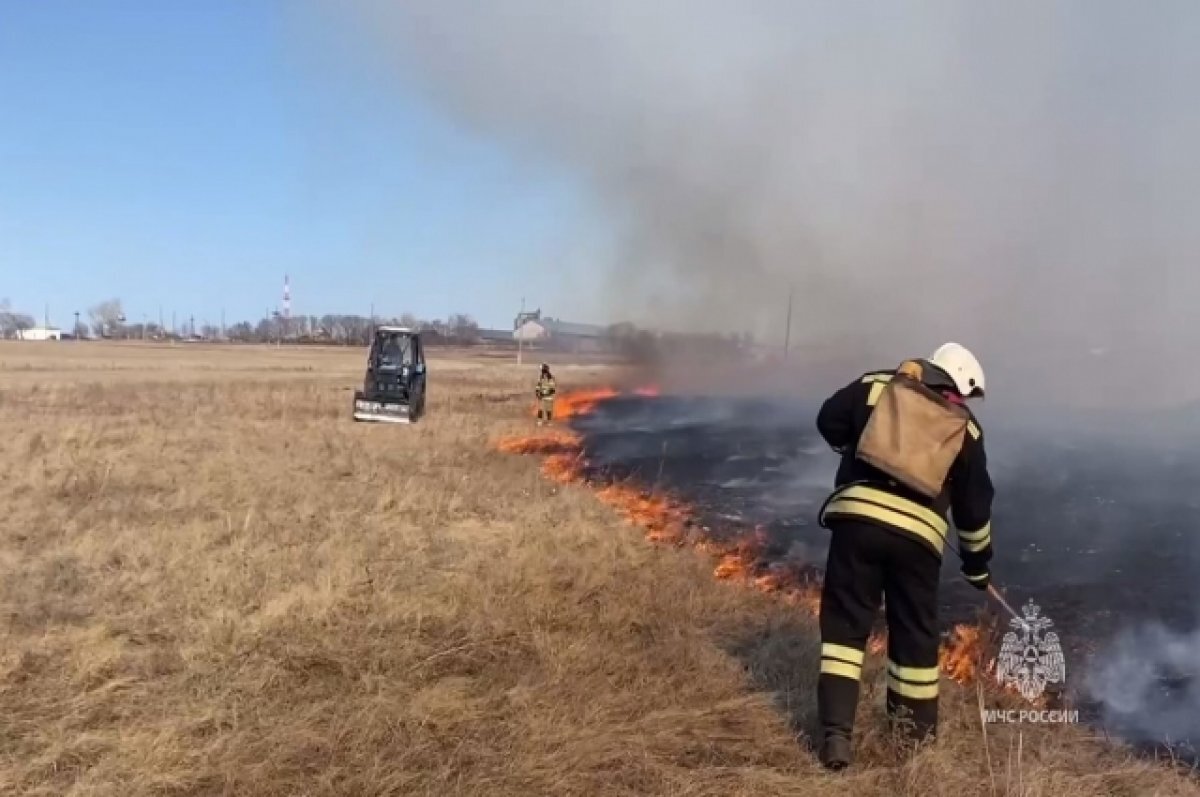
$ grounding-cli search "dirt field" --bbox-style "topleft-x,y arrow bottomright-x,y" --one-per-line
0,341 -> 1196,796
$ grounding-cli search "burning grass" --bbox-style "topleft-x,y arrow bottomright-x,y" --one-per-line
496,384 -> 1200,794
497,396 -> 1001,691
1,343 -> 1196,796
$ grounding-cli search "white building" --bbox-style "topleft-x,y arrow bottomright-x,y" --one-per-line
514,319 -> 549,341
17,327 -> 62,341
514,318 -> 607,342
513,317 -> 610,353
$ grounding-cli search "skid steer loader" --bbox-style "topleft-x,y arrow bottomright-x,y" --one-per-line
352,325 -> 427,423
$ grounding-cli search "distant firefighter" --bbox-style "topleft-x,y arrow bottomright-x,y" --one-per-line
813,342 -> 995,771
535,363 -> 557,425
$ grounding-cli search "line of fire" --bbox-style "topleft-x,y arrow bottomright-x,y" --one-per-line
498,390 -> 1024,700
494,383 -> 1200,762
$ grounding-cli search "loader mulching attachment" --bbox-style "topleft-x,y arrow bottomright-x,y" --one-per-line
353,326 -> 427,424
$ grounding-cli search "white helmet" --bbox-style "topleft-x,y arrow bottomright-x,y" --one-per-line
928,342 -> 985,398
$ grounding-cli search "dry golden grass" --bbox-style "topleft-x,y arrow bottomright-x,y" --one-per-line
0,341 -> 1196,796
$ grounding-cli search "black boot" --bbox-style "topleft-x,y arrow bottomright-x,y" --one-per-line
819,733 -> 852,771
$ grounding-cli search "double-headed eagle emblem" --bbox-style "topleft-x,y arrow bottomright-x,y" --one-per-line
995,600 -> 1066,700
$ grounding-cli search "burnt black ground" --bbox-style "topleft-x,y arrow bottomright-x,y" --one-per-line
570,394 -> 1200,754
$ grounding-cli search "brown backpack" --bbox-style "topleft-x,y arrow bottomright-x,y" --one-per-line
855,361 -> 970,499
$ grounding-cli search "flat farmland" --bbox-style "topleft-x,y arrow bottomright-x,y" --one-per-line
0,342 -> 1193,796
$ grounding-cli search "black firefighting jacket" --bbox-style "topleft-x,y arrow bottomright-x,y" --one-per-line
815,361 -> 994,580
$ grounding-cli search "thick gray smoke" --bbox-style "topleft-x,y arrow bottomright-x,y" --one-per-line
1086,623 -> 1200,748
313,1 -> 1200,746
321,0 -> 1200,408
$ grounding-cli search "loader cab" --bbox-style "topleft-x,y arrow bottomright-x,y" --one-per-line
371,327 -> 422,372
353,326 -> 427,423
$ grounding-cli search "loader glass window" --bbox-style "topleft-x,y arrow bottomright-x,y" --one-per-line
378,334 -> 413,369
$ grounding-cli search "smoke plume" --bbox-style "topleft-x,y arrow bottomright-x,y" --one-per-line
314,5 -> 1200,748
321,0 -> 1200,407
1086,623 -> 1200,750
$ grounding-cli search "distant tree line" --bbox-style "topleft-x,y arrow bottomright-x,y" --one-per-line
222,312 -> 481,346
0,297 -> 759,363
0,297 -> 483,345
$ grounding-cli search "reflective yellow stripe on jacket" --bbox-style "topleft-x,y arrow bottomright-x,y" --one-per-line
862,372 -> 893,406
957,521 -> 991,553
820,484 -> 949,556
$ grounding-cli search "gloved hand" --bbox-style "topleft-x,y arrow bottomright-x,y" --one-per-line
961,562 -> 990,591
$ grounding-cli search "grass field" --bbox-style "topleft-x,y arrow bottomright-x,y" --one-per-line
1,341 -> 1196,796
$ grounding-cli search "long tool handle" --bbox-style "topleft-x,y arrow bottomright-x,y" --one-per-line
938,527 -> 1026,628
986,583 -> 1027,628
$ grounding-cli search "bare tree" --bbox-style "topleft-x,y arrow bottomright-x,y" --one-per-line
447,313 -> 479,343
226,321 -> 254,341
88,299 -> 125,338
0,299 -> 35,339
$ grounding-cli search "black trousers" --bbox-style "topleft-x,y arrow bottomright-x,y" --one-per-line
817,518 -> 941,743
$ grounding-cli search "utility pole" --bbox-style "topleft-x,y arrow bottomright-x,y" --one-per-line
783,284 -> 794,357
220,308 -> 225,340
517,295 -> 525,366
73,311 -> 80,340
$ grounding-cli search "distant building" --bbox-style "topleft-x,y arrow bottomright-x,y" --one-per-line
17,327 -> 62,341
514,316 -> 608,352
513,308 -> 543,330
477,328 -> 516,344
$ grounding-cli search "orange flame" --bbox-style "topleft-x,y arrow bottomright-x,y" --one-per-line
497,387 -> 1014,692
496,427 -> 582,455
529,385 -> 658,419
941,624 -> 987,684
542,452 -> 585,483
554,387 -> 620,419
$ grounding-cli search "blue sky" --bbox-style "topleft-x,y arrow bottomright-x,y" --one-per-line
0,1 -> 602,330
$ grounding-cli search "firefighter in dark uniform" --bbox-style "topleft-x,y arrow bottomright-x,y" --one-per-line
535,363 -> 557,425
813,342 -> 994,770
